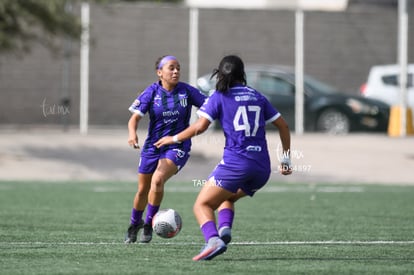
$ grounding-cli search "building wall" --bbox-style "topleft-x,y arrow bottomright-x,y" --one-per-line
0,2 -> 412,125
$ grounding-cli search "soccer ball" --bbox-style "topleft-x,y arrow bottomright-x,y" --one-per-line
152,208 -> 182,238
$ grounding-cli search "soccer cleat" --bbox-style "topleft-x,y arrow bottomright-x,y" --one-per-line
124,220 -> 144,244
192,237 -> 227,261
218,226 -> 232,245
140,223 -> 153,243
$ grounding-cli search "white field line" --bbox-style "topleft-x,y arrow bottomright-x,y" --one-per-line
1,240 -> 414,246
92,186 -> 365,193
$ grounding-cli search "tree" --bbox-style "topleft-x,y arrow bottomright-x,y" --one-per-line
0,0 -> 181,55
0,0 -> 81,54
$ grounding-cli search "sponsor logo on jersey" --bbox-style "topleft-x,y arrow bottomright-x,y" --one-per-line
246,145 -> 262,152
163,110 -> 180,117
164,118 -> 179,124
132,99 -> 140,108
235,95 -> 258,102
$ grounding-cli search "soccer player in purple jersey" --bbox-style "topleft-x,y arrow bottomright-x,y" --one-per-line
155,55 -> 292,260
124,55 -> 207,244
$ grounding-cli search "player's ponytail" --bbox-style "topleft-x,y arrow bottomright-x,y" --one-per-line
211,55 -> 246,93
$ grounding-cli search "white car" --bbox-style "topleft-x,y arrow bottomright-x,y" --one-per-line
360,64 -> 414,108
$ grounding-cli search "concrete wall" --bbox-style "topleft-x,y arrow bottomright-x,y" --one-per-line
0,2 -> 412,125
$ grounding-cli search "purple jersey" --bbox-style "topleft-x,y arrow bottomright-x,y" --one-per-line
129,81 -> 206,154
197,84 -> 280,162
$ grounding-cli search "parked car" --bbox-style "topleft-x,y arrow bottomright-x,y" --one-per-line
197,64 -> 390,134
360,64 -> 414,108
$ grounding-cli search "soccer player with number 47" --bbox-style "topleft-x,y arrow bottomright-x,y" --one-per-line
154,55 -> 292,261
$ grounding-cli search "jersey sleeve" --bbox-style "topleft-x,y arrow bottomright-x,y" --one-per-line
128,85 -> 155,116
262,95 -> 281,124
196,91 -> 220,122
187,84 -> 207,108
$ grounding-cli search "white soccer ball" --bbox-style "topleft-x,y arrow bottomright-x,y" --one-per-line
152,208 -> 182,238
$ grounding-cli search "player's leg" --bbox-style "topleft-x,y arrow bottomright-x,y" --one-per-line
141,158 -> 178,243
142,148 -> 189,229
192,181 -> 236,261
125,154 -> 158,244
218,167 -> 271,245
133,173 -> 152,216
131,173 -> 152,224
217,189 -> 246,244
125,173 -> 152,243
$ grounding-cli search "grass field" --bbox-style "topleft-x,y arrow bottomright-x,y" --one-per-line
0,180 -> 413,274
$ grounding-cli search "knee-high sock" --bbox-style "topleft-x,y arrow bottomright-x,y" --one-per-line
145,203 -> 159,225
130,208 -> 143,226
200,221 -> 218,243
218,208 -> 234,229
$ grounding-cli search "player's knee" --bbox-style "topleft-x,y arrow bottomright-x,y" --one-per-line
137,187 -> 149,197
193,198 -> 206,213
193,199 -> 215,213
150,178 -> 165,193
192,202 -> 200,215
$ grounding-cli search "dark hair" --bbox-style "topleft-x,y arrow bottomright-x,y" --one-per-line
211,55 -> 246,93
155,56 -> 165,71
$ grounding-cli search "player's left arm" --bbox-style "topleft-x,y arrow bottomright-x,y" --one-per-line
154,117 -> 211,148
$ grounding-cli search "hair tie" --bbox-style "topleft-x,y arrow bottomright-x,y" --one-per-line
158,55 -> 177,69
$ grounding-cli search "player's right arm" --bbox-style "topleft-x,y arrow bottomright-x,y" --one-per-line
261,92 -> 292,175
127,85 -> 154,149
128,113 -> 142,149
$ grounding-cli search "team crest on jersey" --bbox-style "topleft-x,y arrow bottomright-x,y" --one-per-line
178,93 -> 188,107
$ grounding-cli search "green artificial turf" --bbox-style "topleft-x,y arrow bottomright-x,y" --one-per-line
0,181 -> 413,274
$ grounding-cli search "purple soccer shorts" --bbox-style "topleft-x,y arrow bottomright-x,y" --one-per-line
138,148 -> 190,174
207,157 -> 271,197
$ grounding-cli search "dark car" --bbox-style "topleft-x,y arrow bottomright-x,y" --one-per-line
197,64 -> 390,134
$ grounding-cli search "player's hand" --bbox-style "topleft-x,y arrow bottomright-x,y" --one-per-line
154,136 -> 174,148
280,162 -> 293,175
128,135 -> 140,149
279,157 -> 292,175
